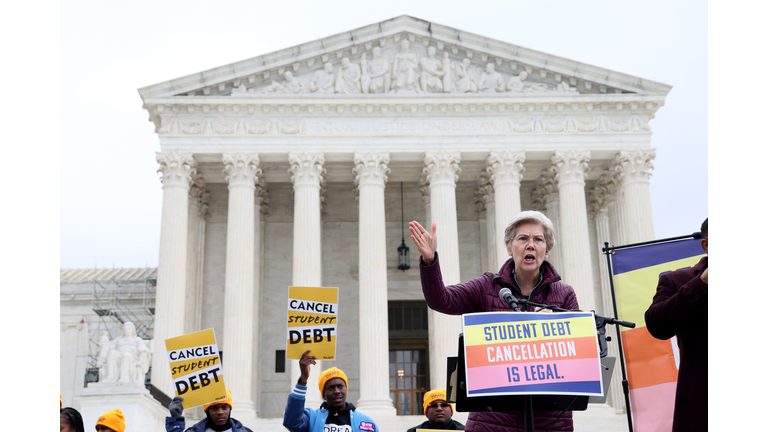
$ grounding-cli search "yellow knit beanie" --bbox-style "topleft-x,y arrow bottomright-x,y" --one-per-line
318,367 -> 348,394
95,408 -> 125,432
423,389 -> 453,416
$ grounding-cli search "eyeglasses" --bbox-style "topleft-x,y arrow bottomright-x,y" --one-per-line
428,402 -> 451,409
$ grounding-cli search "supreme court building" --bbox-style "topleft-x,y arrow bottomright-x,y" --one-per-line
60,15 -> 669,429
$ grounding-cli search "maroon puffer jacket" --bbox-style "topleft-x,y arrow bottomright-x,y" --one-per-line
420,252 -> 580,432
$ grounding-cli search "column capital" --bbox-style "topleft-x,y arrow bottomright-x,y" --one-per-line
612,149 -> 656,184
487,151 -> 525,187
353,152 -> 390,188
423,151 -> 461,187
189,173 -> 210,219
289,152 -> 325,188
532,172 -> 558,211
418,172 -> 431,206
157,152 -> 197,188
599,170 -> 624,203
550,150 -> 590,186
477,171 -> 494,203
474,182 -> 487,220
256,176 -> 270,216
589,181 -> 610,218
223,153 -> 261,188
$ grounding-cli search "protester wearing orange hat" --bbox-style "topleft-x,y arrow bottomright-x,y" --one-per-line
94,409 -> 125,432
406,389 -> 465,431
283,349 -> 379,432
164,386 -> 253,432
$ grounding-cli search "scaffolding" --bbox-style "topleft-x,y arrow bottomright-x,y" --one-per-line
82,267 -> 157,385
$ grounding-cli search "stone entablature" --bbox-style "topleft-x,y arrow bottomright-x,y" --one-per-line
145,94 -> 663,136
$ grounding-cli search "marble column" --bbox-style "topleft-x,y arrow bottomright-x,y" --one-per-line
550,150 -> 596,314
353,152 -> 396,415
487,151 -> 525,270
185,174 -> 209,334
422,151 -> 464,391
474,182 -> 489,273
152,153 -> 196,396
613,150 -> 656,243
253,177 -> 268,414
589,182 -> 625,413
533,172 -> 564,275
602,170 -> 628,247
222,153 -> 261,418
289,152 -> 325,407
479,175 -> 498,272
419,172 -> 432,229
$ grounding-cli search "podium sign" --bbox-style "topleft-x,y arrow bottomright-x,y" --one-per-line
462,311 -> 603,397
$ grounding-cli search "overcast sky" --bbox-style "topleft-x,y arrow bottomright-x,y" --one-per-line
58,0 -> 708,269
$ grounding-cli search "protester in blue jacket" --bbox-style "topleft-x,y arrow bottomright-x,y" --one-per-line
165,386 -> 253,432
283,349 -> 379,432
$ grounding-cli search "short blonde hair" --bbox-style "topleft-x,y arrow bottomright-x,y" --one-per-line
503,210 -> 556,253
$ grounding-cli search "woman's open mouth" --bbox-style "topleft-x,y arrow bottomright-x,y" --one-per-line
524,254 -> 536,262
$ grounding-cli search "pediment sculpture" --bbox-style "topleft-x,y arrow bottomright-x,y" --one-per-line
228,41 -> 579,96
96,322 -> 152,386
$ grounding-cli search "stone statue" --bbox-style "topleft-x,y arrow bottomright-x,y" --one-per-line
360,53 -> 371,94
452,58 -> 478,93
555,79 -> 578,93
96,322 -> 152,386
391,39 -> 420,93
261,71 -> 307,94
309,62 -> 336,94
506,71 -> 549,93
364,47 -> 391,94
441,52 -> 452,93
231,84 -> 255,95
419,46 -> 446,93
478,63 -> 505,93
335,57 -> 362,94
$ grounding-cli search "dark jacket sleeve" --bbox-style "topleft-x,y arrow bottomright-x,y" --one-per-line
165,416 -> 185,432
419,252 -> 491,314
645,267 -> 708,340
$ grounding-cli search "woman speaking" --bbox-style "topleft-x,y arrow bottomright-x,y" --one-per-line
409,210 -> 579,432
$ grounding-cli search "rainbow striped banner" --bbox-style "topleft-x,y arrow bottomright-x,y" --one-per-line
462,311 -> 603,397
612,238 -> 705,432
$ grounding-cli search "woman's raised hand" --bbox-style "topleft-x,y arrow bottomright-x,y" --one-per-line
409,221 -> 438,265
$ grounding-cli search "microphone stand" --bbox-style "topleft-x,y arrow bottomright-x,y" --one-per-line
514,298 -> 636,357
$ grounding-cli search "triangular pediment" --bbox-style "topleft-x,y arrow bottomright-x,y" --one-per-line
138,15 -> 671,100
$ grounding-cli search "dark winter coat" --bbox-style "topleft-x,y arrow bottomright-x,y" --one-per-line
406,418 -> 465,432
645,256 -> 708,432
165,415 -> 253,432
419,252 -> 580,432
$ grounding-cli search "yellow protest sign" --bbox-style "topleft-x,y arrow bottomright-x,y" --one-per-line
165,328 -> 227,408
287,286 -> 339,360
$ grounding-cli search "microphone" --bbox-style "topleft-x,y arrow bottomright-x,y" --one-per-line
499,288 -> 520,311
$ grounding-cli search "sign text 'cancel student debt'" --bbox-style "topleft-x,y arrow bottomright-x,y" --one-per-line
287,286 -> 339,360
165,328 -> 227,409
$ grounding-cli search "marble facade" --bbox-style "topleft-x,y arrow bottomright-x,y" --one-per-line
61,15 -> 669,429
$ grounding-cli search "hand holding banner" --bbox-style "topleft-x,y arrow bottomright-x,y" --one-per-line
165,328 -> 227,409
